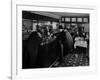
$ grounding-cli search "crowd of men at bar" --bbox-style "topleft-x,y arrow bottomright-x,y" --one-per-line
22,11 -> 89,69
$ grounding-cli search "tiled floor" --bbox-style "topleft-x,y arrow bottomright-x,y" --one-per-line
52,49 -> 89,67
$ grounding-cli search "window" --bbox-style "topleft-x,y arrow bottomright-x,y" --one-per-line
71,18 -> 76,22
83,18 -> 88,22
61,17 -> 65,21
65,18 -> 70,22
77,18 -> 82,22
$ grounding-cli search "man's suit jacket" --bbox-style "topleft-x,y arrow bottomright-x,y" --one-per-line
24,32 -> 42,68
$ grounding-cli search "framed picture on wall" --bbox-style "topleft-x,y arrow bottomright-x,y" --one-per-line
11,0 -> 97,80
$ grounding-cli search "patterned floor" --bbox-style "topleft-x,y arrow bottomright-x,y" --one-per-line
52,50 -> 89,67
